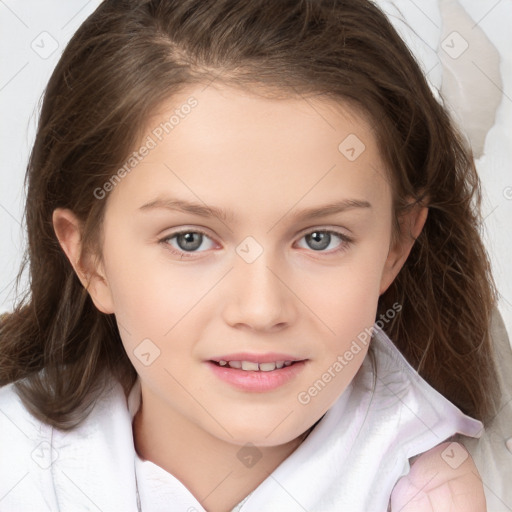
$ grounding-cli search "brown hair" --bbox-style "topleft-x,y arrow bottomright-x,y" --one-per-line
0,0 -> 501,430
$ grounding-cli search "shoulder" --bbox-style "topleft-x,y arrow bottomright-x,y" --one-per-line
0,380 -> 32,425
390,441 -> 486,511
0,381 -> 44,448
0,382 -> 48,500
0,379 -> 57,463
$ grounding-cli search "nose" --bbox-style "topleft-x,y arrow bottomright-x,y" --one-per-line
222,249 -> 297,332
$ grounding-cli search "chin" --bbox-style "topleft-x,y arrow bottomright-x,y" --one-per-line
213,422 -> 310,449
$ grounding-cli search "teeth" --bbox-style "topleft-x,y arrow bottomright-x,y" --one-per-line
241,361 -> 259,371
217,360 -> 297,371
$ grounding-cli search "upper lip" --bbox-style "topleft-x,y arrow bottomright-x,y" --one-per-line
208,352 -> 306,363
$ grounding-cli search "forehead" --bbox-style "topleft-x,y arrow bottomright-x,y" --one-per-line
105,83 -> 390,222
144,82 -> 374,154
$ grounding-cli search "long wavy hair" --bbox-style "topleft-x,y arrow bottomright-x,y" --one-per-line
0,0 -> 501,430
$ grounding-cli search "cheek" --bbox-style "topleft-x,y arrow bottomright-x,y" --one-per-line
102,237 -> 218,341
100,237 -> 170,334
304,245 -> 389,333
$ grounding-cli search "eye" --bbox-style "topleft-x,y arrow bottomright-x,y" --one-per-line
160,229 -> 216,258
159,227 -> 353,259
296,229 -> 352,254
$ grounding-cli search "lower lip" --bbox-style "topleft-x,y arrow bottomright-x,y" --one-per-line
205,360 -> 308,392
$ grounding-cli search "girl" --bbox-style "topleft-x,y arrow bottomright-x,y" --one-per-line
0,0 -> 507,510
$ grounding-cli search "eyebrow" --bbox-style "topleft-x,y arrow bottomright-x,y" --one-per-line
138,197 -> 372,223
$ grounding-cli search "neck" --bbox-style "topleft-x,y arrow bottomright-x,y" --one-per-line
132,397 -> 315,512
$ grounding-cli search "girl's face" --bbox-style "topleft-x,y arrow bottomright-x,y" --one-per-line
72,84 -> 422,446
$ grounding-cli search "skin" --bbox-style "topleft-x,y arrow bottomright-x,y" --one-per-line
53,83 -> 436,511
390,441 -> 487,511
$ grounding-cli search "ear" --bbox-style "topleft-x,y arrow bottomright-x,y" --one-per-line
52,208 -> 115,314
379,202 -> 428,295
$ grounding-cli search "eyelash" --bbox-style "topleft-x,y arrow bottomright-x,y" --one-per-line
159,228 -> 353,259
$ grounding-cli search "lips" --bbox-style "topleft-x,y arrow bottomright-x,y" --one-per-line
206,357 -> 308,392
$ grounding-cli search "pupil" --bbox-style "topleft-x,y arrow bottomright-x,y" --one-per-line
177,232 -> 202,251
307,231 -> 330,250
